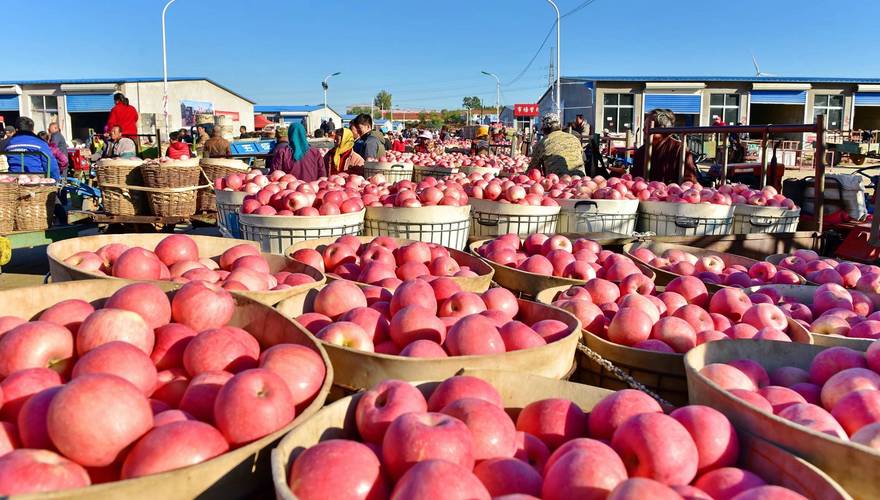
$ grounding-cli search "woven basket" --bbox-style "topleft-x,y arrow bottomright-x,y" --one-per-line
15,184 -> 56,231
102,187 -> 146,216
135,185 -> 204,217
197,159 -> 250,213
96,160 -> 146,216
141,164 -> 201,189
0,182 -> 18,233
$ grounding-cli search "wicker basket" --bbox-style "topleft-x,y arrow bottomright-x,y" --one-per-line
15,184 -> 56,231
137,185 -> 203,217
198,159 -> 250,213
96,159 -> 146,216
141,163 -> 201,189
0,182 -> 18,233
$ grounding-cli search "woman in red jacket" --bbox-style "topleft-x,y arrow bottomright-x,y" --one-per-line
165,132 -> 191,159
106,93 -> 139,138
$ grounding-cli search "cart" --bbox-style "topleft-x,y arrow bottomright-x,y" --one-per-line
832,140 -> 879,166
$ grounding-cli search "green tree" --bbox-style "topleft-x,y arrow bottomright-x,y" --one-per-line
348,106 -> 371,115
374,90 -> 392,113
462,96 -> 483,111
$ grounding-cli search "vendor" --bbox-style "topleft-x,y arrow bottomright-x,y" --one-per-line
101,125 -> 137,159
528,113 -> 585,176
471,126 -> 490,156
631,108 -> 697,184
4,117 -> 60,179
414,130 -> 435,154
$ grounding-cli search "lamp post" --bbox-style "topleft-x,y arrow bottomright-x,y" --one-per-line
161,0 -> 178,138
322,72 -> 341,110
545,0 -> 561,119
481,71 -> 501,123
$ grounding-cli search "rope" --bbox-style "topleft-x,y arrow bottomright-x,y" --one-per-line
576,342 -> 675,409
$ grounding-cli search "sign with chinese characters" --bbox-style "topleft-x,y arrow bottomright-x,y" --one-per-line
514,104 -> 540,117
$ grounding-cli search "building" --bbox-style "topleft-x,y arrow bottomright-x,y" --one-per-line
0,77 -> 254,143
537,76 -> 880,144
254,105 -> 342,135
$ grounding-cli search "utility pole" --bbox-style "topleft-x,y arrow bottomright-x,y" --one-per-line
322,72 -> 341,110
161,0 -> 179,137
546,0 -> 562,118
481,71 -> 501,122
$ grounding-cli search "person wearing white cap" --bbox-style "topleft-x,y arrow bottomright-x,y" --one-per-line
528,113 -> 585,176
415,130 -> 434,154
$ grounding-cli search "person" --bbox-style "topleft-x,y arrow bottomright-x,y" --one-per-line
324,118 -> 336,134
471,126 -> 490,156
166,131 -> 192,159
391,133 -> 406,152
631,109 -> 697,184
0,125 -> 15,151
712,115 -> 725,127
325,128 -> 337,142
314,129 -> 325,138
4,117 -> 60,179
270,123 -> 326,181
105,93 -> 139,137
414,130 -> 435,154
89,134 -> 105,156
570,114 -> 587,136
238,125 -> 247,139
178,128 -> 193,144
325,127 -> 362,174
38,131 -> 69,173
47,122 -> 69,157
203,127 -> 231,158
351,113 -> 386,160
102,125 -> 137,159
528,113 -> 585,176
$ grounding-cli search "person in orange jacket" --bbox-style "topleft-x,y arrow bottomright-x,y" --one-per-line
165,131 -> 192,159
105,93 -> 139,138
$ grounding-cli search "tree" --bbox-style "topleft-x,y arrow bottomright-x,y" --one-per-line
348,106 -> 371,116
462,96 -> 483,111
374,90 -> 392,113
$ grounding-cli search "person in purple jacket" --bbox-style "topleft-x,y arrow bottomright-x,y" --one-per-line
269,122 -> 326,181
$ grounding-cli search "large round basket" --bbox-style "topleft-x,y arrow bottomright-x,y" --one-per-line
137,185 -> 203,217
535,284 -> 812,407
412,165 -> 457,182
685,339 -> 874,499
459,165 -> 501,177
733,204 -> 801,234
556,198 -> 639,235
363,205 -> 471,249
141,159 -> 201,188
96,159 -> 146,216
637,200 -> 734,236
362,161 -> 413,182
468,238 -> 656,299
286,235 -> 494,292
215,190 -> 248,238
198,158 -> 250,213
275,287 -> 581,392
468,198 -> 560,238
271,369 -> 851,500
0,182 -> 17,233
0,279 -> 332,500
15,183 -> 56,231
239,210 -> 366,254
46,233 -> 325,306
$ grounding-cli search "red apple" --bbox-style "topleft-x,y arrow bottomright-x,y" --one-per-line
446,314 -> 505,356
213,368 -> 295,445
391,459 -> 488,500
104,283 -> 172,330
37,299 -> 94,335
171,281 -> 235,332
183,327 -> 259,376
154,234 -> 199,267
382,412 -> 475,480
587,389 -> 662,440
516,398 -> 586,450
259,344 -> 325,408
112,247 -> 164,280
72,341 -> 158,395
0,449 -> 90,495
0,322 -> 74,377
288,439 -> 388,500
611,412 -> 699,485
670,405 -> 739,475
120,420 -> 228,479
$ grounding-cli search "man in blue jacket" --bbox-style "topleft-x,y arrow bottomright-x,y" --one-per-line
3,117 -> 60,179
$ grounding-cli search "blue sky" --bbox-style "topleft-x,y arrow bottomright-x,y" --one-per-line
5,0 -> 879,110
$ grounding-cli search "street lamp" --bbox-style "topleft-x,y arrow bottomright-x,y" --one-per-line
161,0 -> 178,138
322,72 -> 341,109
545,0 -> 561,120
481,71 -> 501,123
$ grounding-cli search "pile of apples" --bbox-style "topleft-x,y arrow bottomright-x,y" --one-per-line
461,171 -> 559,207
379,150 -> 527,172
62,235 -> 316,293
0,281 -> 325,494
216,170 -> 367,217
295,278 -> 570,357
290,236 -> 481,288
550,276 -> 799,353
373,178 -> 468,208
699,342 -> 880,450
475,233 -> 644,282
776,249 -> 880,291
285,374 -> 810,499
771,283 -> 880,340
629,246 -> 802,287
0,174 -> 56,185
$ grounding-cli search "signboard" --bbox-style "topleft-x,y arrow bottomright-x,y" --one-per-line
215,110 -> 240,121
180,100 -> 214,127
514,104 -> 539,117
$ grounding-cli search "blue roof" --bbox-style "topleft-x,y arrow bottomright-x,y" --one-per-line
340,114 -> 357,120
0,76 -> 255,103
565,75 -> 880,84
254,105 -> 325,113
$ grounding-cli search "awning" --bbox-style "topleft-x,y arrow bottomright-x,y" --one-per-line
644,94 -> 701,114
254,115 -> 271,129
855,93 -> 880,107
750,90 -> 807,105
0,95 -> 19,112
65,94 -> 115,112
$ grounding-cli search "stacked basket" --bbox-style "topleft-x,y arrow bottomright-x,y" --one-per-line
96,159 -> 146,216
468,198 -> 560,238
362,161 -> 414,182
15,181 -> 57,231
138,159 -> 203,217
0,182 -> 18,232
198,158 -> 250,213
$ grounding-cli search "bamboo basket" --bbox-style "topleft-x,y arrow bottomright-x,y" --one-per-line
271,369 -> 851,500
468,238 -> 656,299
96,159 -> 146,216
468,198 -> 560,238
141,160 -> 201,189
536,284 -> 812,407
239,210 -> 366,254
363,205 -> 471,250
275,288 -> 581,392
0,182 -> 18,233
46,233 -> 325,306
286,236 -> 494,292
0,279 -> 332,500
141,185 -> 205,217
198,159 -> 250,213
15,183 -> 56,231
685,340 -> 875,499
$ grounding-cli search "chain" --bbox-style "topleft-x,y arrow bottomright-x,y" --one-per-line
631,231 -> 656,241
576,342 -> 675,409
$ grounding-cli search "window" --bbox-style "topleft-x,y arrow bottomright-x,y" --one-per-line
602,93 -> 634,133
814,95 -> 844,130
709,94 -> 740,125
29,95 -> 58,132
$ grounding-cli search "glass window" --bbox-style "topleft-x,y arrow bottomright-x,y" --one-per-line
813,95 -> 844,130
29,95 -> 59,133
709,93 -> 740,125
602,93 -> 634,133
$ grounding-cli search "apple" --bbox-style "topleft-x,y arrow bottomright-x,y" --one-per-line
63,251 -> 104,273
542,440 -> 627,500
16,385 -> 62,450
446,314 -> 505,356
820,368 -> 880,411
587,389 -> 662,440
693,467 -> 766,499
37,299 -> 94,336
399,339 -> 448,358
809,346 -> 867,385
389,306 -> 446,346
219,244 -> 261,270
120,420 -> 229,479
390,459 -> 488,500
699,363 -> 757,391
0,321 -> 74,377
258,344 -> 325,409
516,398 -> 586,450
112,247 -> 164,280
104,283 -> 172,330
151,323 -> 197,371
778,403 -> 847,439
316,322 -> 375,352
382,411 -> 475,480
474,457 -> 543,497
665,276 -> 709,307
611,412 -> 699,485
213,368 -> 295,445
441,397 -> 516,460
171,281 -> 235,332
154,234 -> 199,267
0,449 -> 91,495
426,375 -> 502,412
291,248 -> 325,273
355,379 -> 427,444
670,405 -> 739,474
481,288 -> 519,320
288,439 -> 389,500
72,341 -> 158,395
0,367 -> 63,421
607,307 -> 653,346
178,370 -> 233,423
